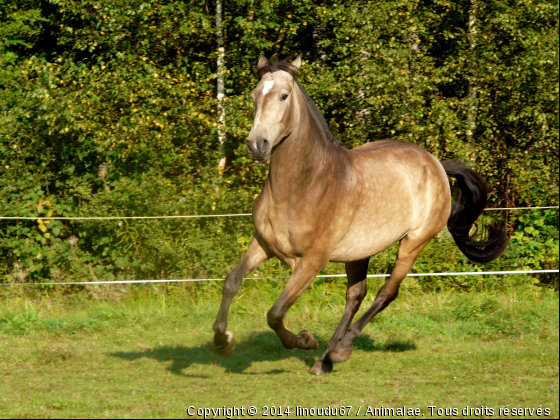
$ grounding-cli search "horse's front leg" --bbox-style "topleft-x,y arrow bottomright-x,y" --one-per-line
267,258 -> 328,351
213,237 -> 269,356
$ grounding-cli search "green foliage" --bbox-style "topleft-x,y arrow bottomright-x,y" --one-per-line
509,210 -> 560,282
0,0 -> 558,286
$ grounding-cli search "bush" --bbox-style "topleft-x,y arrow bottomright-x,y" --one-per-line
1,0 -> 558,287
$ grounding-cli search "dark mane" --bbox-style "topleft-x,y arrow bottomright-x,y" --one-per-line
256,57 -> 299,81
257,57 -> 345,148
296,82 -> 345,147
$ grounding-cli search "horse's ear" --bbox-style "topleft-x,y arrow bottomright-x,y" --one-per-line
257,55 -> 268,70
291,54 -> 302,69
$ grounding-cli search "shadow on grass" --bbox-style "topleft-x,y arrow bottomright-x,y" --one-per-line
354,335 -> 417,352
109,331 -> 318,377
109,332 -> 417,377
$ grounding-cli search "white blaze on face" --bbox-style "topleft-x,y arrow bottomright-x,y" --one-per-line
262,80 -> 275,96
253,80 -> 275,130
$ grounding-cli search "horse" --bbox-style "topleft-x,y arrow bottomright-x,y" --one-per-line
212,55 -> 507,375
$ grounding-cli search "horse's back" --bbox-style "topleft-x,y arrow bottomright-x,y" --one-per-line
349,140 -> 449,197
329,140 -> 451,262
351,139 -> 434,160
350,140 -> 448,188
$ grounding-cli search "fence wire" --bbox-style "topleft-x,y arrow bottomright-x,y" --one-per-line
2,269 -> 557,286
0,206 -> 558,221
1,206 -> 557,287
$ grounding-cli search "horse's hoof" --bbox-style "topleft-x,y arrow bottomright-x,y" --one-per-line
309,359 -> 333,375
298,330 -> 319,350
214,331 -> 236,357
329,344 -> 353,363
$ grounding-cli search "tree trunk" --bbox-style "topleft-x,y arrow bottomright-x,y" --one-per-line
467,0 -> 478,140
216,0 -> 226,171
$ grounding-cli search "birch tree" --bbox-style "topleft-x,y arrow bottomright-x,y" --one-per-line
467,0 -> 478,140
216,0 -> 226,171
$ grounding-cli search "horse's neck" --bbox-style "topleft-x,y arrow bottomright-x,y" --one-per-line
267,93 -> 334,195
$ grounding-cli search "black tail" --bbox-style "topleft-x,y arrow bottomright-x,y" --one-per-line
441,160 -> 508,263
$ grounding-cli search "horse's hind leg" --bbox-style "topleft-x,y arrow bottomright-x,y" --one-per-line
309,258 -> 369,375
213,237 -> 269,356
330,234 -> 430,363
267,258 -> 328,351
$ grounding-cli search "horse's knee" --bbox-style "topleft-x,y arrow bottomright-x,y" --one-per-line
223,285 -> 235,297
223,277 -> 239,295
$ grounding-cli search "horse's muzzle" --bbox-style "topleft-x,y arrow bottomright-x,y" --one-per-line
247,139 -> 270,163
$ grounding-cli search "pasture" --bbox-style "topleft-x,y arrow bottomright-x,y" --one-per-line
1,279 -> 558,419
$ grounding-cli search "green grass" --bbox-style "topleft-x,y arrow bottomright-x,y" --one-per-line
0,280 -> 558,419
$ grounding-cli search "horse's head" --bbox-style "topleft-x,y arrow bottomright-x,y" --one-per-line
246,55 -> 302,164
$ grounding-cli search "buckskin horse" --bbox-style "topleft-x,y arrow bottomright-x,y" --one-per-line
212,55 -> 507,375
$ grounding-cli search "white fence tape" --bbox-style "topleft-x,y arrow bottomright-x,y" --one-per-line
2,269 -> 557,286
484,206 -> 558,211
1,208 -> 557,286
0,206 -> 557,221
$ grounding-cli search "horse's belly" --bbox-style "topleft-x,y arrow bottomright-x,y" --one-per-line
329,223 -> 408,262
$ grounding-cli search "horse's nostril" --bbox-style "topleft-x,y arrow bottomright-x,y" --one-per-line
258,139 -> 269,153
247,139 -> 268,156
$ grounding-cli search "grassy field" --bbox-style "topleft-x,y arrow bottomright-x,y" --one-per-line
0,279 -> 558,419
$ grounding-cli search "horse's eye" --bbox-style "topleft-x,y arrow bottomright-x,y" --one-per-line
280,94 -> 289,101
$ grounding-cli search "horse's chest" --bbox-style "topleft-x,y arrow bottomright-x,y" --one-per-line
252,185 -> 340,263
254,213 -> 297,258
